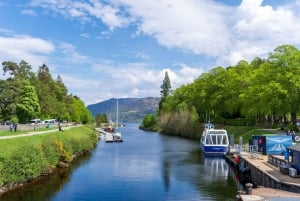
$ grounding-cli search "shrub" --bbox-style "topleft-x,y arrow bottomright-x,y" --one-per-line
0,125 -> 98,187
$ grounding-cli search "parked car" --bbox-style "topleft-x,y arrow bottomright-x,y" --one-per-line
30,119 -> 42,124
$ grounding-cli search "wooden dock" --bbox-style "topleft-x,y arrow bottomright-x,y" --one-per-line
95,128 -> 114,143
238,152 -> 300,192
239,187 -> 300,201
105,132 -> 114,143
226,149 -> 300,200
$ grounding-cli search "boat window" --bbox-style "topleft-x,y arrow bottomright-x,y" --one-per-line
217,135 -> 222,144
208,130 -> 226,135
222,136 -> 228,145
206,136 -> 210,144
211,135 -> 217,145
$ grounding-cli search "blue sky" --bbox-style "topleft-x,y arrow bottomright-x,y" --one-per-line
0,0 -> 300,105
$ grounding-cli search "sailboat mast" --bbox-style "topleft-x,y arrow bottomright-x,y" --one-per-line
116,98 -> 119,128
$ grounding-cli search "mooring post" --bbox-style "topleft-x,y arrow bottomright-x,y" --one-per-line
245,183 -> 253,195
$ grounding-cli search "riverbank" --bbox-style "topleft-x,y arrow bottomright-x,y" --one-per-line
0,125 -> 98,195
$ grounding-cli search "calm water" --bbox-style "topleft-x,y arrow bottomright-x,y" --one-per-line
0,123 -> 240,201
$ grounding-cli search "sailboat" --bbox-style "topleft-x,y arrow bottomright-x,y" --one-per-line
113,98 -> 123,142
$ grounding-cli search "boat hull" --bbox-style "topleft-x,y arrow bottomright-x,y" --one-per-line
200,143 -> 229,155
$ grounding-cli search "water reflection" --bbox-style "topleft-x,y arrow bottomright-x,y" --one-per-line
160,135 -> 238,201
203,156 -> 229,181
0,152 -> 93,201
0,124 -> 239,201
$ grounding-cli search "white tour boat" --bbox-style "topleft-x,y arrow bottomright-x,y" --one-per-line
200,122 -> 229,155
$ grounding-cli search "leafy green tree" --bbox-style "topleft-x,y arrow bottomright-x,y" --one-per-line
142,114 -> 156,128
35,64 -> 59,119
95,114 -> 108,126
70,96 -> 92,124
53,75 -> 69,121
2,60 -> 34,80
16,80 -> 40,123
0,79 -> 23,122
268,45 -> 300,126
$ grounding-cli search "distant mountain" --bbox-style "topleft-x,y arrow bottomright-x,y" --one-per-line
87,97 -> 160,122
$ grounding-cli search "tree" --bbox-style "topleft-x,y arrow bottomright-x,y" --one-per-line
159,71 -> 172,111
70,96 -> 93,124
268,45 -> 300,126
95,114 -> 108,126
142,114 -> 156,128
2,60 -> 34,80
16,80 -> 40,123
35,64 -> 58,118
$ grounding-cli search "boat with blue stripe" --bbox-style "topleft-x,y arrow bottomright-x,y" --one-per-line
200,122 -> 229,155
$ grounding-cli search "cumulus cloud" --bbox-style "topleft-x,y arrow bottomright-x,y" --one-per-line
0,34 -> 54,69
30,0 -> 131,30
120,0 -> 231,57
30,0 -> 300,66
118,0 -> 300,66
6,0 -> 300,104
63,60 -> 204,104
222,0 -> 300,65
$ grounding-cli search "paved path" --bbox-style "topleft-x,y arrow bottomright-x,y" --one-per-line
0,126 -> 72,140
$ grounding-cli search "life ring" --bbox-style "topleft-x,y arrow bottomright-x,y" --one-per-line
295,136 -> 300,142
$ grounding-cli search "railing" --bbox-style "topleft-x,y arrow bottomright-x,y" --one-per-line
230,144 -> 262,159
268,155 -> 287,167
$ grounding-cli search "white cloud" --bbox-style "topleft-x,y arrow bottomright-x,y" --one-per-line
31,0 -> 130,30
0,34 -> 54,69
21,9 -> 37,16
5,0 -> 300,104
119,0 -> 231,57
29,0 -> 300,67
222,0 -> 300,65
118,0 -> 300,66
57,42 -> 88,63
63,60 -> 204,105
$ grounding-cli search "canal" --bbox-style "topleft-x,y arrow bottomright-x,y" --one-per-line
0,123 -> 240,201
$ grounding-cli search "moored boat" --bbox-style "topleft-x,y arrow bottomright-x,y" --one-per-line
113,131 -> 123,142
200,122 -> 229,155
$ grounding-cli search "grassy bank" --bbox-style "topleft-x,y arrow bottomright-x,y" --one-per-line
224,125 -> 283,144
0,125 -> 98,188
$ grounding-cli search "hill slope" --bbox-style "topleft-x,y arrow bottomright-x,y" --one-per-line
87,97 -> 160,122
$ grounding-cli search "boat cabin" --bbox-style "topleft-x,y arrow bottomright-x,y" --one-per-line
203,130 -> 229,146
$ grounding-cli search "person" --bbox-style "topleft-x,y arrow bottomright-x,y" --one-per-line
14,123 -> 17,132
233,154 -> 240,163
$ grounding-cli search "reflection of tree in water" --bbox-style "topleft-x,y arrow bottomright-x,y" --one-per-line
196,157 -> 239,200
162,149 -> 238,201
0,152 -> 92,201
162,161 -> 170,192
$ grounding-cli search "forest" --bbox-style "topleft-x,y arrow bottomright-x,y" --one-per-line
0,60 -> 92,124
152,44 -> 300,138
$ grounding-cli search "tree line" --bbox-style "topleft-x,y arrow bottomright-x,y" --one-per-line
142,44 -> 300,138
0,60 -> 92,124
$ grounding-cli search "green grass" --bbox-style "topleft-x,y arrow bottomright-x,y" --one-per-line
224,125 -> 284,144
0,125 -> 98,186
